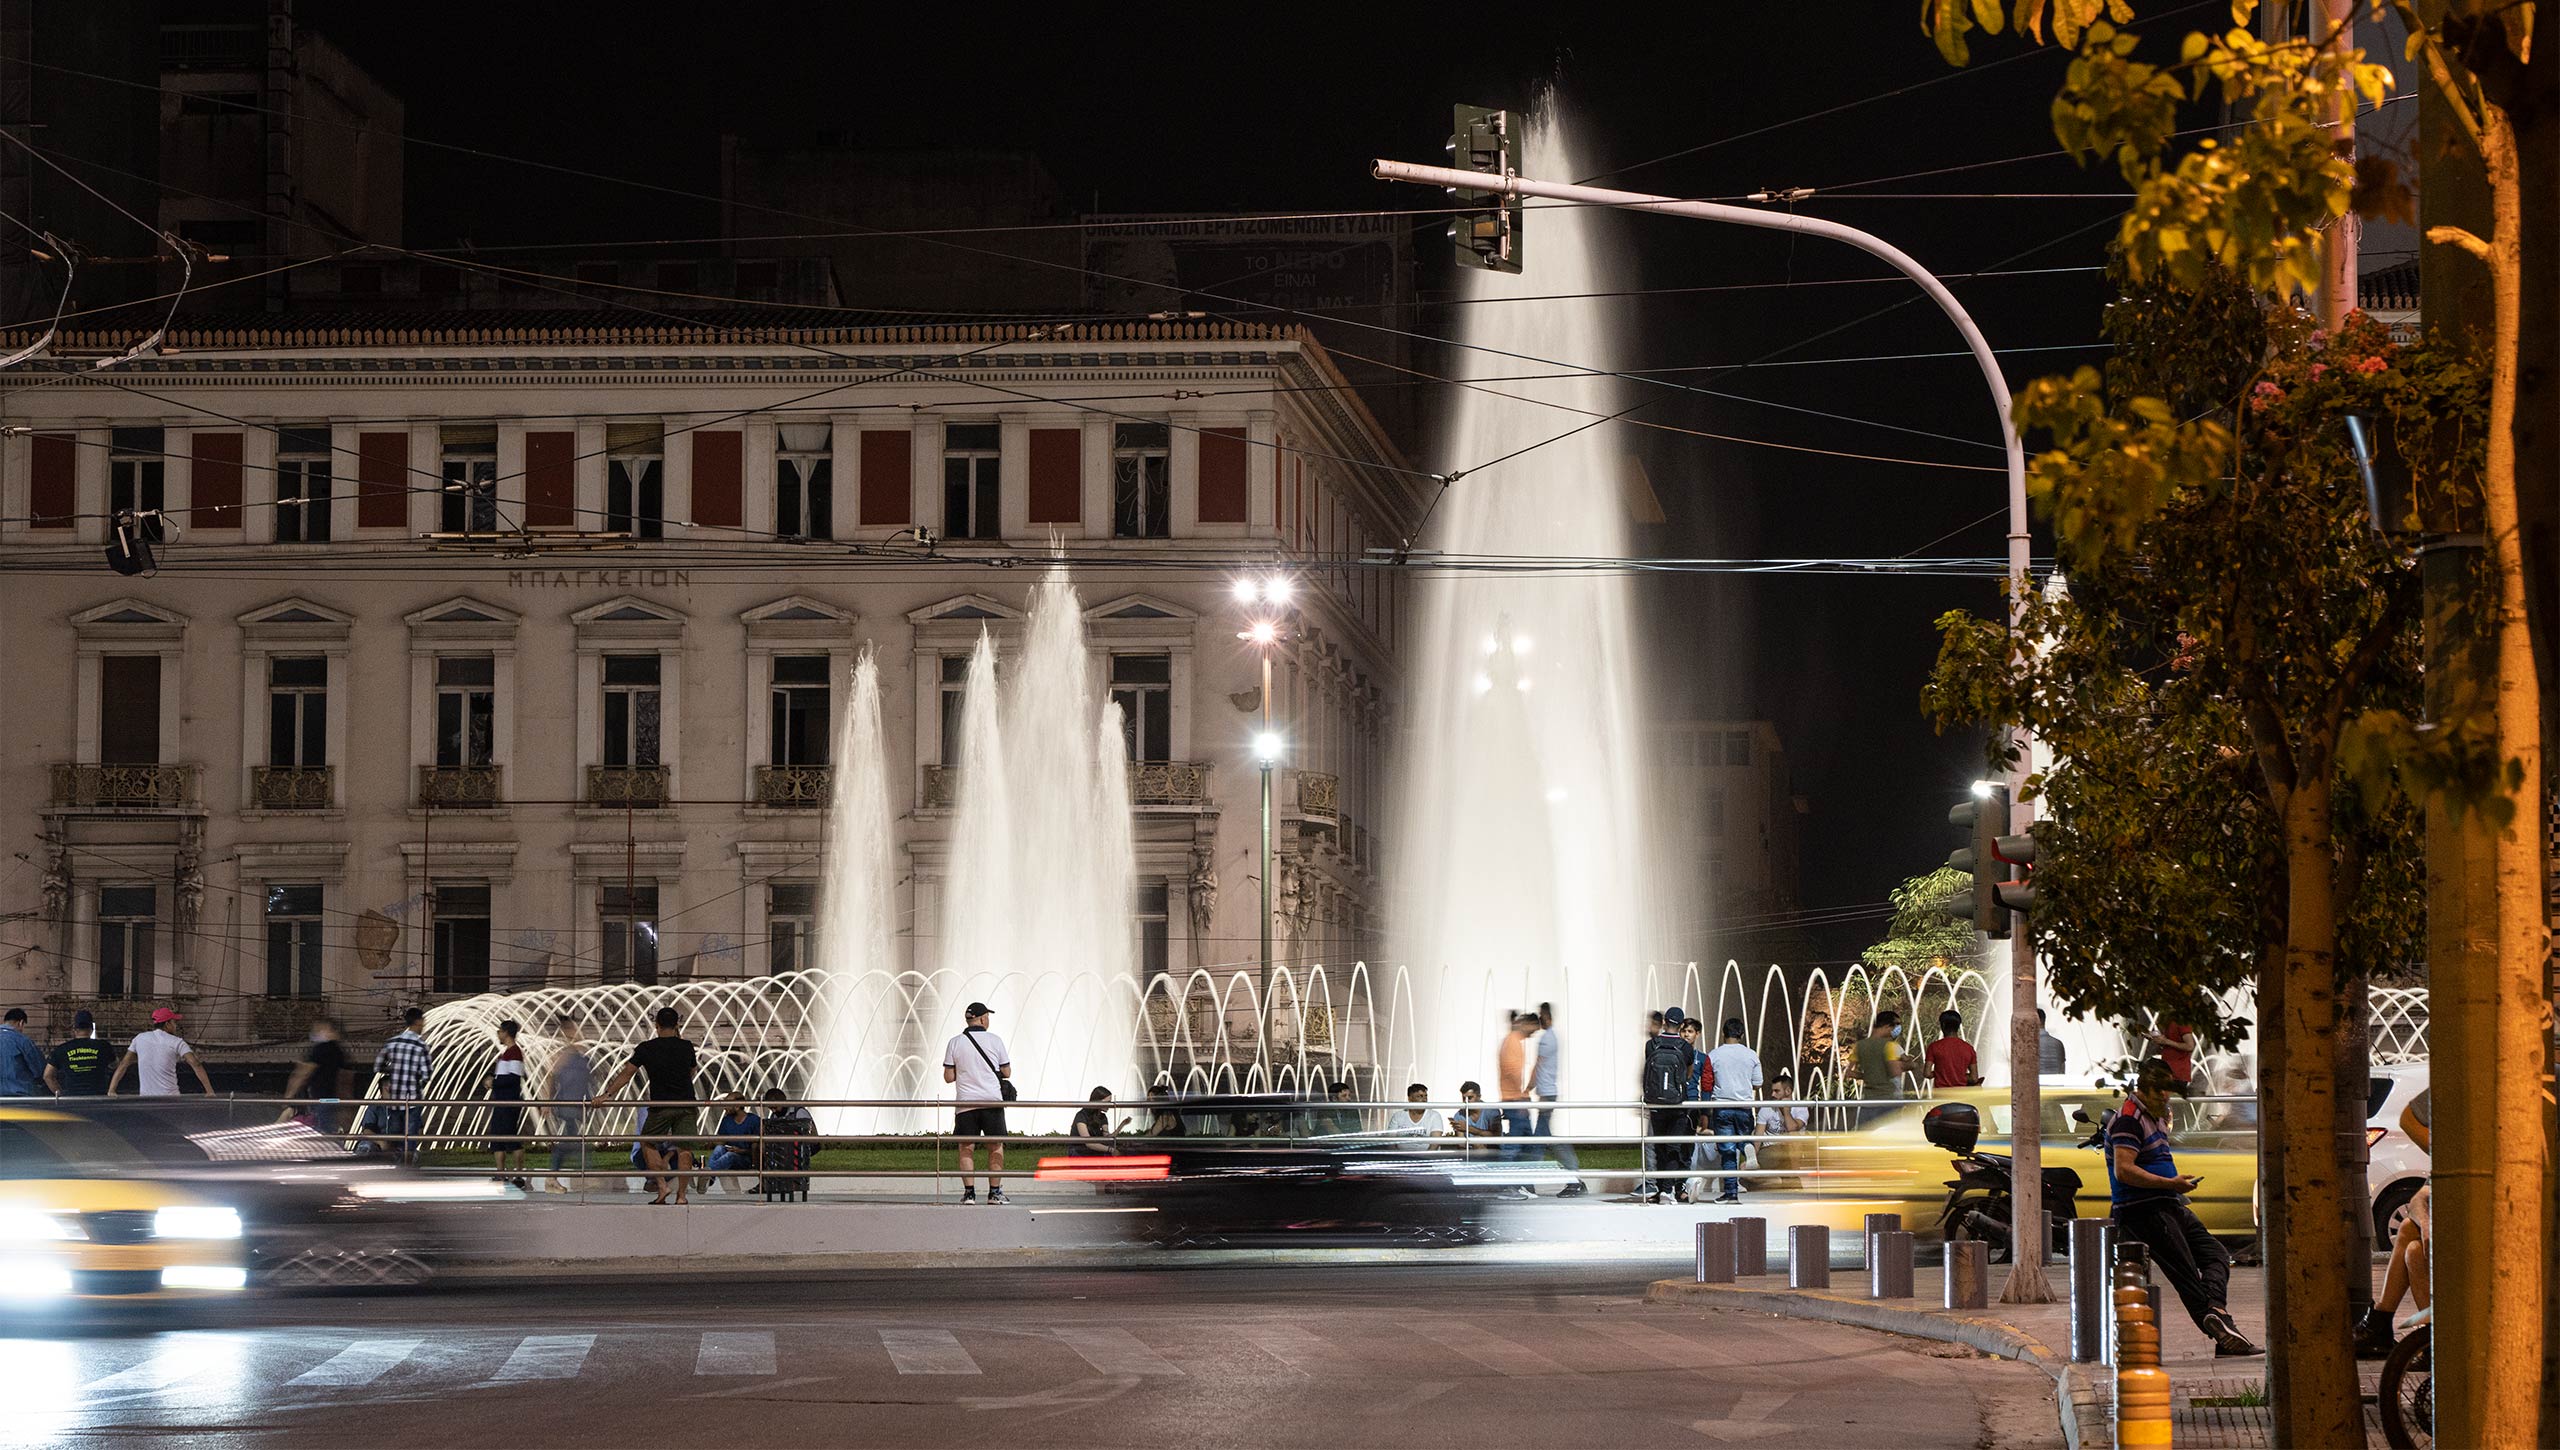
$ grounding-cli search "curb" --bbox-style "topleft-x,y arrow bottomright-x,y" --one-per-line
1645,1279 -> 2092,1450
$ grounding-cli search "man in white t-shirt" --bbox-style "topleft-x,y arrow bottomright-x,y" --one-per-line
109,1008 -> 213,1097
1380,1082 -> 1449,1138
941,1001 -> 1012,1206
1704,1019 -> 1764,1204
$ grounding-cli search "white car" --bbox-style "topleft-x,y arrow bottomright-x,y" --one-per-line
2366,1062 -> 2430,1242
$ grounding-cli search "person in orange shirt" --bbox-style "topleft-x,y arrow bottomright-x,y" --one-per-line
1494,1012 -> 1537,1175
1921,1010 -> 1979,1089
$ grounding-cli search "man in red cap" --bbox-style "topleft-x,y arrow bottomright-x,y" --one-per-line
109,1007 -> 213,1096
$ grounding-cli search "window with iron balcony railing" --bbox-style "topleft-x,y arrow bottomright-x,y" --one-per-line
50,763 -> 199,809
252,766 -> 332,810
587,764 -> 670,807
756,764 -> 831,809
417,764 -> 503,807
1129,761 -> 1210,807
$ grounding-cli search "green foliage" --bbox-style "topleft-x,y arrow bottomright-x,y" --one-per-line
1860,867 -> 1983,972
1926,267 -> 2461,1034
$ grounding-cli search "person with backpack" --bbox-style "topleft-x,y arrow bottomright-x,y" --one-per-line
1638,1007 -> 1699,1203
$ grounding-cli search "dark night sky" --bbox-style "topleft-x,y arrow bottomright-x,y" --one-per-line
294,3 -> 2125,961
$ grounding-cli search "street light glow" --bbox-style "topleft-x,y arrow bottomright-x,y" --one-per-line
1253,731 -> 1284,763
1232,578 -> 1260,603
1242,620 -> 1279,646
1263,576 -> 1292,604
1971,779 -> 1997,798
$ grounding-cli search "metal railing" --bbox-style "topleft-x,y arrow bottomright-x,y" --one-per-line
586,763 -> 671,807
417,764 -> 503,807
755,764 -> 830,808
251,765 -> 333,809
50,762 -> 198,809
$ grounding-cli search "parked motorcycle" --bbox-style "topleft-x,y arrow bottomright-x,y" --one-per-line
1924,1101 -> 2086,1262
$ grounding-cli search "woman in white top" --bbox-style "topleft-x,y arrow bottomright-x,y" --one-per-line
486,1019 -> 529,1187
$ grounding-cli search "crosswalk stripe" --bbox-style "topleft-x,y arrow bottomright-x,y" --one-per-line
1054,1326 -> 1183,1377
1237,1322 -> 1335,1369
881,1328 -> 980,1375
1405,1318 -> 1579,1379
694,1331 -> 776,1376
487,1335 -> 594,1382
1576,1315 -> 1743,1370
290,1339 -> 423,1387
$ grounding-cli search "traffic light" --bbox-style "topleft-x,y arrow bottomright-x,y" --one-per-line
1942,783 -> 2010,939
1448,105 -> 1522,274
1993,826 -> 2037,918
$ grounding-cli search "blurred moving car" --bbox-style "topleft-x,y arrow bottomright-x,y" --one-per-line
0,1103 -> 251,1299
1039,1093 -> 1528,1248
1761,1086 -> 2260,1239
23,1101 -> 513,1292
2365,1063 -> 2431,1242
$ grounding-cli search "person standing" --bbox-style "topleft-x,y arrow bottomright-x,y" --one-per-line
1853,1011 -> 1910,1121
485,1019 -> 529,1188
110,1008 -> 214,1097
2108,1059 -> 2261,1356
45,1010 -> 111,1097
1679,1016 -> 1716,1198
1638,1008 -> 1698,1204
1705,1018 -> 1762,1203
941,1001 -> 1012,1205
1494,1012 -> 1536,1163
2145,1019 -> 2199,1092
1922,1010 -> 1979,1089
0,1008 -> 46,1096
1528,1001 -> 1584,1196
590,1006 -> 700,1206
2036,1008 -> 2068,1077
544,1017 -> 595,1193
279,1017 -> 347,1130
369,1007 -> 434,1163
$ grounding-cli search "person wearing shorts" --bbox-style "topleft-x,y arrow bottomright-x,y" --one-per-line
942,1001 -> 1012,1205
591,1006 -> 700,1205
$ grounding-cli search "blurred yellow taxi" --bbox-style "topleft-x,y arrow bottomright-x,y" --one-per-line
1767,1085 -> 2260,1238
0,1104 -> 249,1299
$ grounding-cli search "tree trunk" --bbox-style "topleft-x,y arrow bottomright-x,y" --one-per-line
2335,963 -> 2372,1319
2454,106 -> 2551,1450
2266,777 -> 2361,1449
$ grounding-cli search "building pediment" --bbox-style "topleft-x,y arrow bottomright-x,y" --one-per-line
237,596 -> 355,629
906,593 -> 1022,625
740,594 -> 856,629
404,595 -> 521,629
572,595 -> 689,627
1088,593 -> 1195,621
72,597 -> 188,628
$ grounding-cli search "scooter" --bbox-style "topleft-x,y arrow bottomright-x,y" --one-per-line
1924,1101 -> 2088,1263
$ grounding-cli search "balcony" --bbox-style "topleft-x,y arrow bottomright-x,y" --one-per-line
1293,769 -> 1339,825
251,765 -> 333,810
587,764 -> 671,808
45,994 -> 199,1039
249,996 -> 333,1039
417,764 -> 503,808
921,764 -> 961,810
1129,760 -> 1209,808
757,764 -> 831,809
50,763 -> 199,810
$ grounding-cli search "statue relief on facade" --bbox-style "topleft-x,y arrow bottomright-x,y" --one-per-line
1187,846 -> 1217,935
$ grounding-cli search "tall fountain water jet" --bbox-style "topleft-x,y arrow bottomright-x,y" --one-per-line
1393,100 -> 1662,1125
933,566 -> 1140,1118
807,649 -> 911,1134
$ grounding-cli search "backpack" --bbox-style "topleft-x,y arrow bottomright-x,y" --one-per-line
1642,1035 -> 1690,1106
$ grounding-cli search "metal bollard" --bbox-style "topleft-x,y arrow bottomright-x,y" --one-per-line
1732,1216 -> 1767,1276
1944,1238 -> 1989,1309
2112,1241 -> 2172,1448
2070,1218 -> 2113,1364
1694,1220 -> 1736,1283
1869,1229 -> 1915,1299
1862,1211 -> 1902,1269
1788,1224 -> 1831,1289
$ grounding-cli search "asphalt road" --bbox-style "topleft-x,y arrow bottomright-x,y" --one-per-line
11,1262 -> 2059,1449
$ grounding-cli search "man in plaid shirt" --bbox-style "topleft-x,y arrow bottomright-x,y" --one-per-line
371,1007 -> 434,1164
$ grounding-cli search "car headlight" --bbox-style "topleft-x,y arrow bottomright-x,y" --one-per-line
152,1206 -> 243,1240
159,1265 -> 248,1291
0,1258 -> 76,1297
0,1208 -> 82,1243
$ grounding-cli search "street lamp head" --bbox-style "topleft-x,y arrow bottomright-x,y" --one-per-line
1262,575 -> 1292,605
1970,779 -> 1997,799
1253,731 -> 1284,764
1241,620 -> 1280,647
1231,578 -> 1260,604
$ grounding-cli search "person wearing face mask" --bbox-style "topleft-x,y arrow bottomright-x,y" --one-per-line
2110,1059 -> 2262,1357
280,1018 -> 347,1131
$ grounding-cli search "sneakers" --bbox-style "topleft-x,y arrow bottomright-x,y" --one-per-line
987,1188 -> 1009,1205
960,1186 -> 978,1205
1716,1192 -> 1742,1204
1557,1182 -> 1588,1198
2205,1311 -> 2264,1358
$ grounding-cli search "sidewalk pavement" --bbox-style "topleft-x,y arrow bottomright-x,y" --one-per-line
1649,1261 -> 2397,1449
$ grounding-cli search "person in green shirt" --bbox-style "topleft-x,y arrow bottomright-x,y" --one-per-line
1853,1011 -> 1912,1123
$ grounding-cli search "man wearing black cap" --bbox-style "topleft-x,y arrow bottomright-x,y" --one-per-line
942,1002 -> 1012,1205
45,1010 -> 111,1096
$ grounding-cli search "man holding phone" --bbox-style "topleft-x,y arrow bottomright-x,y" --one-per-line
2109,1059 -> 2260,1357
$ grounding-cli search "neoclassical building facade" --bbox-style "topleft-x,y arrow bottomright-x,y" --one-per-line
0,313 -> 1418,1065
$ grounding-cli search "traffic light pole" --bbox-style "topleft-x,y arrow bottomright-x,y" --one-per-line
1374,156 -> 2051,1300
